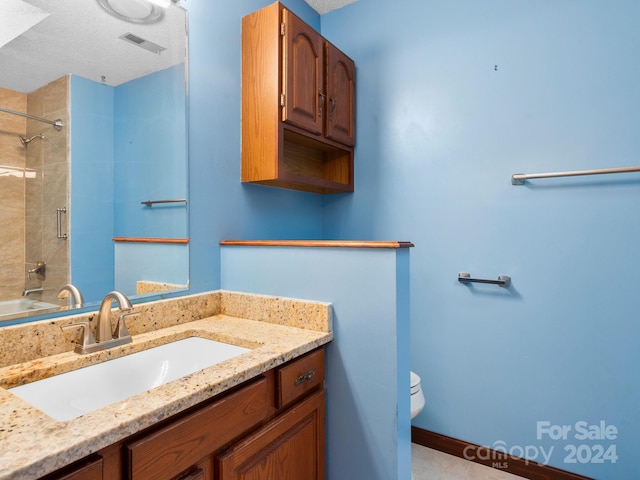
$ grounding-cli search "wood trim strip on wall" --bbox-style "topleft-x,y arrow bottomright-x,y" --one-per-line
411,427 -> 594,480
219,240 -> 414,248
112,237 -> 189,244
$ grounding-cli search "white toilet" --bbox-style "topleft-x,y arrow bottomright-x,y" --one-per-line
410,371 -> 425,480
410,371 -> 425,419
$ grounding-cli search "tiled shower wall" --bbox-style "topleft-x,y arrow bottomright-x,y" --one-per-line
0,76 -> 70,303
0,88 -> 27,301
24,76 -> 70,303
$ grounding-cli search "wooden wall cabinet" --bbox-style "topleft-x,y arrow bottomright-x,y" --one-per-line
242,1 -> 355,194
40,348 -> 326,480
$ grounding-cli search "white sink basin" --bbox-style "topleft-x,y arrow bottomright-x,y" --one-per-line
8,337 -> 251,421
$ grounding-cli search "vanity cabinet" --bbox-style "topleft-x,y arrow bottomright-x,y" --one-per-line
216,348 -> 325,479
126,378 -> 270,479
242,1 -> 355,194
40,348 -> 325,480
216,390 -> 325,480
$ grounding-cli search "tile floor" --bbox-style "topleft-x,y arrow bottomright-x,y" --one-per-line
412,444 -> 527,480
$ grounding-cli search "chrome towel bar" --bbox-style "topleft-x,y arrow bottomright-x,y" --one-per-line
458,272 -> 511,288
512,166 -> 640,185
56,207 -> 68,239
141,198 -> 188,207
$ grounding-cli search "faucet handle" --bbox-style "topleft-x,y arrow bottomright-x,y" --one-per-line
61,322 -> 96,354
27,261 -> 46,280
114,311 -> 138,339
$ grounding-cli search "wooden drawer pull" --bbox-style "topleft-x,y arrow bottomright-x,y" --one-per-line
176,468 -> 204,480
294,369 -> 316,386
276,348 -> 324,408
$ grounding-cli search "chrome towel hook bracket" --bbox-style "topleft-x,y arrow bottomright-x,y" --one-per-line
458,272 -> 511,288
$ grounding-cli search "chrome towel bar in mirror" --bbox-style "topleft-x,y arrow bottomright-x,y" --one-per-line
458,272 -> 511,288
141,198 -> 188,207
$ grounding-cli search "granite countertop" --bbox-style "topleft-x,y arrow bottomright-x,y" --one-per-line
0,291 -> 332,480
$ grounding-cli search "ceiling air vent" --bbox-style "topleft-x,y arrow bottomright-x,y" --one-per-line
119,33 -> 166,54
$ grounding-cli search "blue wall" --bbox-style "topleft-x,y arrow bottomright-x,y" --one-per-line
114,64 -> 188,239
77,0 -> 640,478
186,0 -> 324,295
112,65 -> 189,292
320,1 -> 640,478
114,242 -> 188,294
72,0 -> 323,301
221,245 -> 411,480
70,76 -> 115,302
71,66 -> 190,301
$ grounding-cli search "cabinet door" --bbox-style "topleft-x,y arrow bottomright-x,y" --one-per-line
325,42 -> 355,146
282,8 -> 324,136
216,390 -> 325,480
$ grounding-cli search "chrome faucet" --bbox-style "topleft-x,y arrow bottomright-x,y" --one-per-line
97,291 -> 133,343
57,284 -> 84,308
61,291 -> 136,354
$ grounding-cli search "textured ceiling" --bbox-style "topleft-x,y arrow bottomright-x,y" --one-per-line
0,0 -> 354,95
0,0 -> 186,94
304,0 -> 358,14
0,0 -> 50,50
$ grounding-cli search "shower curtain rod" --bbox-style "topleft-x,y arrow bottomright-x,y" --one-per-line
0,106 -> 63,131
512,166 -> 640,185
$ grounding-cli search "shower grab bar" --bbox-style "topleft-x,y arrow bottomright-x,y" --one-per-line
0,106 -> 63,131
511,166 -> 640,185
56,207 -> 68,239
458,272 -> 511,288
141,198 -> 187,207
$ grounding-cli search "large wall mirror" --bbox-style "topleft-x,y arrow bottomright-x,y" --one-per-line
0,0 -> 189,324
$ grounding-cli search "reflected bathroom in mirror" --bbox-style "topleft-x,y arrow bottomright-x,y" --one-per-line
0,0 -> 189,323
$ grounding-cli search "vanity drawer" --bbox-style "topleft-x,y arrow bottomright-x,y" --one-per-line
126,377 -> 268,480
41,455 -> 103,480
276,348 -> 324,409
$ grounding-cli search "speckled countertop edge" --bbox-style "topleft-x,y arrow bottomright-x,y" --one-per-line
0,291 -> 333,480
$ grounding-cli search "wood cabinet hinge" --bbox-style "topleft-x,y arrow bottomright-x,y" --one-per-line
281,22 -> 285,36
280,92 -> 285,107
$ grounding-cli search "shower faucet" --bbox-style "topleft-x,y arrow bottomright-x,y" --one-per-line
27,261 -> 46,280
22,287 -> 44,297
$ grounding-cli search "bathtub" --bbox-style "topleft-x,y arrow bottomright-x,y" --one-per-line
0,299 -> 59,318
